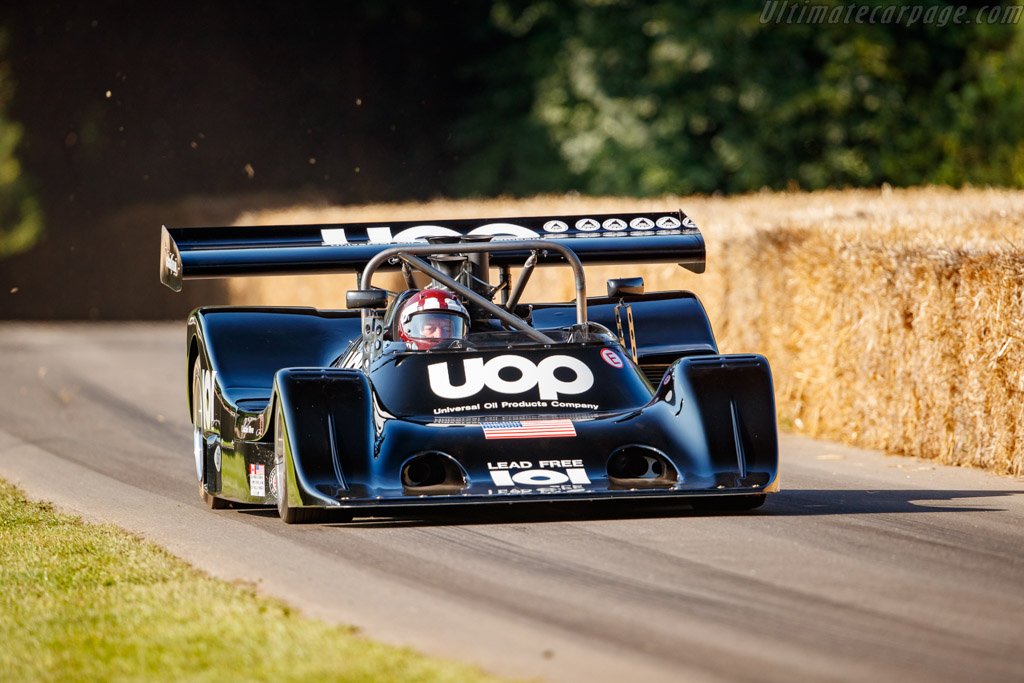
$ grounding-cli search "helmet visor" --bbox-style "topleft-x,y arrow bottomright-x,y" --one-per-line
404,312 -> 466,341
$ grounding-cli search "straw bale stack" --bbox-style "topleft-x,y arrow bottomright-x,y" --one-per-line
228,188 -> 1024,475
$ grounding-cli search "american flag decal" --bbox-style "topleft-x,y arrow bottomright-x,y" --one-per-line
481,419 -> 577,440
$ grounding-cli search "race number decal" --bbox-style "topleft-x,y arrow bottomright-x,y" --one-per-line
487,459 -> 591,487
199,368 -> 217,432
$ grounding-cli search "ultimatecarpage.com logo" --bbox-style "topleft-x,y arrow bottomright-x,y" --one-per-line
760,2 -> 1023,27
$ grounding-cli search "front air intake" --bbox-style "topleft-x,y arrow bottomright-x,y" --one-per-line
607,446 -> 678,489
401,452 -> 467,495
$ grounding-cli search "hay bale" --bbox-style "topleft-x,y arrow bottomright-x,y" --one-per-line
227,188 -> 1024,476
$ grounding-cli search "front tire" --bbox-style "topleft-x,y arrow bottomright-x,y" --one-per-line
276,481 -> 322,524
192,360 -> 228,510
274,407 -> 322,524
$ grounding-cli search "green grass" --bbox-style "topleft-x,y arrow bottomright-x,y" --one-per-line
0,480 -> 508,682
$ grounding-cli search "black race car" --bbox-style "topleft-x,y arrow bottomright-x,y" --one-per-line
160,211 -> 778,523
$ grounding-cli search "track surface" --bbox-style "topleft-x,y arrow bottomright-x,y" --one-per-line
1,323 -> 1023,682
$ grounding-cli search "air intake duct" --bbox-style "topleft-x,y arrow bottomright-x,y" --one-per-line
607,446 -> 678,489
401,452 -> 467,495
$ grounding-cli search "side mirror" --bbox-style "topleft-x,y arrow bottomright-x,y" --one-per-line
346,289 -> 389,310
607,277 -> 645,298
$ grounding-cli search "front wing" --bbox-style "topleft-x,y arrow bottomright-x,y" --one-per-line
271,354 -> 779,513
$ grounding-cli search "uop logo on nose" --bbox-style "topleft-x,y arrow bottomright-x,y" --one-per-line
427,355 -> 594,400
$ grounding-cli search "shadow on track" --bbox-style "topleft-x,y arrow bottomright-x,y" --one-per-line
235,488 -> 1022,528
763,488 -> 1022,516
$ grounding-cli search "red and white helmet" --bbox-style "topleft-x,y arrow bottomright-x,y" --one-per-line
398,289 -> 469,350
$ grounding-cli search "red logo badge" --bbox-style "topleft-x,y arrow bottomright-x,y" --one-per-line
600,348 -> 624,369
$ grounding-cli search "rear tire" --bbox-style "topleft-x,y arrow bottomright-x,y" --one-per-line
192,360 -> 229,510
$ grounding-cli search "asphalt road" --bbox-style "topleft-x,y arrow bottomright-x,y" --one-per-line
1,322 -> 1023,683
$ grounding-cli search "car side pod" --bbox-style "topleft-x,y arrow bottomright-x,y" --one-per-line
657,354 -> 779,491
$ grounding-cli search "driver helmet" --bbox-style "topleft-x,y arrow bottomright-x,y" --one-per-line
398,289 -> 469,350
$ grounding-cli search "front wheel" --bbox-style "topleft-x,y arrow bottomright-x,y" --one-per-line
274,408 -> 323,524
277,484 -> 323,524
192,360 -> 228,510
276,457 -> 323,524
198,481 -> 229,510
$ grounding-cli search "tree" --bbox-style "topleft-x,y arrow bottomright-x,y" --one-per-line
0,26 -> 42,258
454,0 -> 1024,196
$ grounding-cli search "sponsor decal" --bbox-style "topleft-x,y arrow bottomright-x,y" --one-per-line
249,463 -> 266,497
428,354 -> 594,401
682,215 -> 697,229
199,369 -> 217,432
482,419 -> 576,440
434,403 -> 481,415
319,216 -> 690,245
487,459 -> 591,487
238,417 -> 257,437
490,485 -> 587,495
323,223 -> 537,245
548,400 -> 600,410
164,253 -> 179,275
600,348 -> 624,369
432,399 -> 600,415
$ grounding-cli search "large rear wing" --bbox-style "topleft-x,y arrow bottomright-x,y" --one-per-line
160,210 -> 704,291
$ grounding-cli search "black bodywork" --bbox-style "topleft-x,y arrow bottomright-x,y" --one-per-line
165,211 -> 779,522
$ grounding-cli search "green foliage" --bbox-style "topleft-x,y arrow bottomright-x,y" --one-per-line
934,20 -> 1024,186
0,27 -> 42,258
454,0 -> 1024,195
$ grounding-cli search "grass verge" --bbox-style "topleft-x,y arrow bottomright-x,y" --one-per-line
0,479 -> 506,682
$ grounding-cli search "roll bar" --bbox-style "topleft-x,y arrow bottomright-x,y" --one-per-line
359,241 -> 588,345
